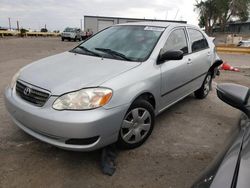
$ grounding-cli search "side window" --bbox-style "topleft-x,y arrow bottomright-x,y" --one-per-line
188,29 -> 209,52
163,29 -> 188,54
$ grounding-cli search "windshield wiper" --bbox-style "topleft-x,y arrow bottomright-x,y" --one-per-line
95,48 -> 133,61
75,46 -> 102,57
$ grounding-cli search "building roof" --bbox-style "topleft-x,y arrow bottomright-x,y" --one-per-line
84,15 -> 186,24
229,18 -> 250,25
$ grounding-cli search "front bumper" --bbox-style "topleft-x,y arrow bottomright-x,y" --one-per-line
4,87 -> 129,151
61,36 -> 75,40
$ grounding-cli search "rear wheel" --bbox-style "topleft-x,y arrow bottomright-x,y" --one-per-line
194,72 -> 212,99
117,99 -> 154,149
61,37 -> 64,41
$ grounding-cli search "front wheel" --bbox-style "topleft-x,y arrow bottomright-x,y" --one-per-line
117,99 -> 155,149
194,73 -> 212,99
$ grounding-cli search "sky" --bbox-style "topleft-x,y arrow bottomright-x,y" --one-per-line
0,0 -> 199,31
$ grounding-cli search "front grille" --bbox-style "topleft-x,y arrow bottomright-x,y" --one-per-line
63,33 -> 70,37
15,81 -> 50,107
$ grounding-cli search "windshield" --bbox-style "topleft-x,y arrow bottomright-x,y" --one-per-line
64,28 -> 75,32
72,25 -> 165,61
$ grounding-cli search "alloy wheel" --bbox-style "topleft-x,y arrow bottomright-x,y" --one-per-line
204,75 -> 211,95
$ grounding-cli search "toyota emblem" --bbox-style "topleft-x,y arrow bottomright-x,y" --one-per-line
23,87 -> 31,96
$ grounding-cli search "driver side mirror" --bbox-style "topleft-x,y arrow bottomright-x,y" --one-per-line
157,49 -> 184,64
217,83 -> 250,117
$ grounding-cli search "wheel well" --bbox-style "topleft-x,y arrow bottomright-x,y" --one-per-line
209,60 -> 223,77
134,92 -> 156,109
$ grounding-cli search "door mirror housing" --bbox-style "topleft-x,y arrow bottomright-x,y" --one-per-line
217,83 -> 250,116
157,49 -> 184,64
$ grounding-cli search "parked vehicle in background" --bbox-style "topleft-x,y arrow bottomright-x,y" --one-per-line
192,83 -> 250,188
82,30 -> 93,40
238,40 -> 250,47
5,22 -> 222,151
61,27 -> 83,41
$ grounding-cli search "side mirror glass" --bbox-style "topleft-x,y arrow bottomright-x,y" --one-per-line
217,83 -> 250,116
157,49 -> 184,64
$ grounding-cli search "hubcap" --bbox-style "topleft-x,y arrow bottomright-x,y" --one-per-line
121,108 -> 151,144
204,75 -> 211,95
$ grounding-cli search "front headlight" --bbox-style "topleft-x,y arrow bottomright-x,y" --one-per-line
53,88 -> 112,110
10,70 -> 21,89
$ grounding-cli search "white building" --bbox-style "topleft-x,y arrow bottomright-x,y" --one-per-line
84,15 -> 186,34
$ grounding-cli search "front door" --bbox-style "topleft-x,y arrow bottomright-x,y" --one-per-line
159,28 -> 191,110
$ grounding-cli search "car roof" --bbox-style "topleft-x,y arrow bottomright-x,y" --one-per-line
117,21 -> 198,29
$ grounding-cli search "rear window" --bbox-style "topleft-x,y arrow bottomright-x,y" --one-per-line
188,29 -> 209,52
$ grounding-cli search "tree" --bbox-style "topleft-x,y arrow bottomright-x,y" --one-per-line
20,28 -> 28,37
195,0 -> 219,34
198,15 -> 206,28
195,0 -> 250,33
216,0 -> 250,31
40,28 -> 48,32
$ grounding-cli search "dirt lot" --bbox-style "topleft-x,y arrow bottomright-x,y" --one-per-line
0,38 -> 250,188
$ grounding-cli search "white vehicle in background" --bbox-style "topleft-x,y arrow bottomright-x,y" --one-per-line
61,27 -> 83,41
238,40 -> 250,47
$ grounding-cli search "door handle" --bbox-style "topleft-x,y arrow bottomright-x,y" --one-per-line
207,52 -> 211,56
187,58 -> 192,64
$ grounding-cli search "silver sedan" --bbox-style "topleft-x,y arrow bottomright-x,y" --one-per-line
4,22 -> 222,151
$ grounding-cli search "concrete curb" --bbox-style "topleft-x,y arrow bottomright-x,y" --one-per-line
216,46 -> 250,54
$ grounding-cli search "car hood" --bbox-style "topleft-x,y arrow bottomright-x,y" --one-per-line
19,52 -> 140,95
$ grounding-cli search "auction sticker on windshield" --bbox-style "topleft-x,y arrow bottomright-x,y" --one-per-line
144,26 -> 165,32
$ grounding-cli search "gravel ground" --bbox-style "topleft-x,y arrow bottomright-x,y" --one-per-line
0,38 -> 250,188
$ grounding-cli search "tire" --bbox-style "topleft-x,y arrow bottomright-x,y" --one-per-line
61,37 -> 64,41
74,37 -> 77,42
117,99 -> 155,149
194,72 -> 212,99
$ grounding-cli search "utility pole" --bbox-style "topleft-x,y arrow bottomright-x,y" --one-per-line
17,20 -> 19,31
165,11 -> 168,20
80,19 -> 82,30
174,9 -> 179,20
8,17 -> 11,30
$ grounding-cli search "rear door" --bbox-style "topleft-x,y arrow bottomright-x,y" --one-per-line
186,28 -> 212,91
159,27 -> 192,110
